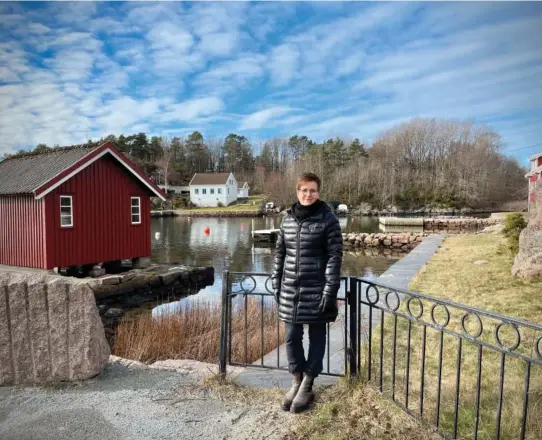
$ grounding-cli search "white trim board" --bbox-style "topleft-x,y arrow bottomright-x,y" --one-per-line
34,148 -> 166,201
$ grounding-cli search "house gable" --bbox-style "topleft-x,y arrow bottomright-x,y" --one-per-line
0,142 -> 165,201
35,143 -> 166,201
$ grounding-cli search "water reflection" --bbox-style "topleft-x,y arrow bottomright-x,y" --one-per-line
150,215 -> 398,315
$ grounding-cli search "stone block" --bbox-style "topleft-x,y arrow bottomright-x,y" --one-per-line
90,284 -> 119,299
89,268 -> 106,278
120,272 -> 137,283
0,277 -> 13,385
8,277 -> 34,384
160,271 -> 182,285
100,276 -> 120,285
27,280 -> 52,381
131,274 -> 153,290
47,279 -> 70,380
0,272 -> 113,386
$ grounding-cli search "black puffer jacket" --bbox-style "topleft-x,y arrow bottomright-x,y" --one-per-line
271,202 -> 343,324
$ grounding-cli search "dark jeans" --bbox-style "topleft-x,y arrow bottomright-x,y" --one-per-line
285,322 -> 327,377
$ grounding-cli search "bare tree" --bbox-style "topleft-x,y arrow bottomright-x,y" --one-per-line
155,136 -> 175,193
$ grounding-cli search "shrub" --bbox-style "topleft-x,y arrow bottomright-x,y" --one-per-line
503,213 -> 527,255
217,201 -> 224,208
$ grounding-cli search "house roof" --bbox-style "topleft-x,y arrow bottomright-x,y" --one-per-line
0,142 -> 166,200
0,146 -> 99,195
238,181 -> 249,188
189,172 -> 232,185
529,152 -> 542,161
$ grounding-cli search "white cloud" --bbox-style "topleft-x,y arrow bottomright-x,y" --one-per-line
199,31 -> 240,57
161,97 -> 225,123
239,106 -> 293,130
268,44 -> 298,86
196,54 -> 266,94
44,50 -> 96,82
147,22 -> 193,53
15,22 -> 51,35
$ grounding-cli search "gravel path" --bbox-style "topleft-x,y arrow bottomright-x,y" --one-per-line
0,361 -> 294,440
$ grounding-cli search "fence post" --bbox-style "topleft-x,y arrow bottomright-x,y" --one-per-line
348,277 -> 358,378
219,270 -> 230,377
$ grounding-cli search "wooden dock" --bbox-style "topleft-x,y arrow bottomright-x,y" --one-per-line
252,228 -> 280,243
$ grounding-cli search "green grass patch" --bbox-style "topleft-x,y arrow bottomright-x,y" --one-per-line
177,195 -> 265,213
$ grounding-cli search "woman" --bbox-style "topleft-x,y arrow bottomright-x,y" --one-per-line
271,172 -> 343,413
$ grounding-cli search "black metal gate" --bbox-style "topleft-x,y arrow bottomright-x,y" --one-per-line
219,271 -> 542,440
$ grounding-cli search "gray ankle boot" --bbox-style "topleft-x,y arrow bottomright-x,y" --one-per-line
281,372 -> 303,411
290,374 -> 315,413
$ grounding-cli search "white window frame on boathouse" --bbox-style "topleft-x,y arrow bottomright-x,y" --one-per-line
131,197 -> 141,225
60,195 -> 73,228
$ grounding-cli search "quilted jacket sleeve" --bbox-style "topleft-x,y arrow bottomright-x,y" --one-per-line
323,213 -> 343,299
271,218 -> 286,292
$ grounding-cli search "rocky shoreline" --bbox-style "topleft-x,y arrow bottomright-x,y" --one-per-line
88,264 -> 215,347
343,232 -> 426,250
423,217 -> 500,231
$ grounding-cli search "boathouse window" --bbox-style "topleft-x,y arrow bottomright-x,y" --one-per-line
202,189 -> 207,195
210,188 -> 215,195
131,197 -> 141,225
195,188 -> 199,194
218,188 -> 222,194
60,196 -> 73,227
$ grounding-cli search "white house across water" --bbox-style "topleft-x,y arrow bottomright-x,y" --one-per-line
189,172 -> 238,207
237,181 -> 250,198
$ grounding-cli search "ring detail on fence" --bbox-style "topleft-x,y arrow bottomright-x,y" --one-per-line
230,275 -> 257,294
494,322 -> 521,352
460,312 -> 483,339
385,289 -> 401,312
430,303 -> 451,328
406,296 -> 424,319
365,284 -> 380,305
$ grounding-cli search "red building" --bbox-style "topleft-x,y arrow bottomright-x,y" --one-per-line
0,142 -> 166,270
526,152 -> 542,212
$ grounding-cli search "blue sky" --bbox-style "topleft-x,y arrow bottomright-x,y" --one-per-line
1,1 -> 541,165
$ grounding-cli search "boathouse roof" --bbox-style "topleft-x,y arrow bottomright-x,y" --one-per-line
0,142 -> 166,200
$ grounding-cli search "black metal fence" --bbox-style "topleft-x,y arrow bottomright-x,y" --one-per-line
218,271 -> 352,376
219,271 -> 542,440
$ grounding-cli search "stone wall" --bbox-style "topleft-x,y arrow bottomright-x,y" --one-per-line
423,217 -> 500,231
0,272 -> 110,386
343,232 -> 425,250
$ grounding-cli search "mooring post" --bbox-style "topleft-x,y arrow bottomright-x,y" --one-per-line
219,270 -> 230,377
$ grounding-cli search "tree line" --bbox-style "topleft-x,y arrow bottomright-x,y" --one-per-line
6,117 -> 527,210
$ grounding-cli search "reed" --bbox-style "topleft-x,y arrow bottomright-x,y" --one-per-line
113,298 -> 284,364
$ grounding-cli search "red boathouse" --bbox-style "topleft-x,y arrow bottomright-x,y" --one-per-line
0,142 -> 166,270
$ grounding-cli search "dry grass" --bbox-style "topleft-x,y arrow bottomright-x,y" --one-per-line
364,233 -> 542,440
113,298 -> 284,364
284,377 -> 442,440
201,375 -> 440,440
